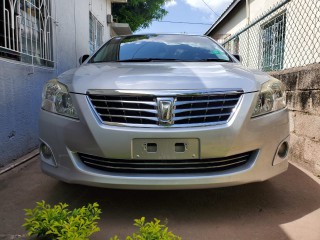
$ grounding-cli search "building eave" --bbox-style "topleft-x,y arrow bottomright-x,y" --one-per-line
111,0 -> 127,3
205,0 -> 243,36
111,22 -> 132,36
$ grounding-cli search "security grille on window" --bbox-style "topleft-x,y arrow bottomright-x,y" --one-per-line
233,37 -> 239,54
224,41 -> 231,52
89,12 -> 103,54
0,0 -> 54,67
261,12 -> 286,71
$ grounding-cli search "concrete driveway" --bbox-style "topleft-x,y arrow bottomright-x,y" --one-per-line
1,157 -> 320,240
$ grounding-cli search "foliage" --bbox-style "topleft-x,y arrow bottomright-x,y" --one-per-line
112,0 -> 170,32
110,217 -> 182,240
22,201 -> 101,240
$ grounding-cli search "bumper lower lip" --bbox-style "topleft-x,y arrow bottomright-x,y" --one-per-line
41,156 -> 288,190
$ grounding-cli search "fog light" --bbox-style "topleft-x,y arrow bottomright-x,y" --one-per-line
277,141 -> 289,159
273,139 -> 289,166
40,143 -> 53,159
40,142 -> 57,167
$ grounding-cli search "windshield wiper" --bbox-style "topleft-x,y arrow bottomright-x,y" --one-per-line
117,58 -> 181,62
199,58 -> 232,62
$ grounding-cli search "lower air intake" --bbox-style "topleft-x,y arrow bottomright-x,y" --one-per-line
78,151 -> 255,174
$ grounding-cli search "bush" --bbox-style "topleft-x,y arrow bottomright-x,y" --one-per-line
110,217 -> 181,240
22,201 -> 101,240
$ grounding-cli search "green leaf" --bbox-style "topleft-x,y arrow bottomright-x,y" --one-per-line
22,201 -> 101,239
112,0 -> 169,32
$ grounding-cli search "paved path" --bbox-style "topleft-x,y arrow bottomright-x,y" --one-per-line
1,157 -> 320,240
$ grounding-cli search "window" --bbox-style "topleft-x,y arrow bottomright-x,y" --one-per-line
261,12 -> 286,71
233,37 -> 239,54
0,0 -> 53,67
224,41 -> 231,52
89,12 -> 103,54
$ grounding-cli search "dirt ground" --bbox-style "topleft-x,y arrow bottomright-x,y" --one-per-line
0,157 -> 320,240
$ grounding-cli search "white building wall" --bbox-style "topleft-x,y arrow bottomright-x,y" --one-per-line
248,0 -> 280,20
90,0 -> 112,42
53,0 -> 112,73
209,0 -> 320,71
213,0 -> 280,43
0,0 -> 114,166
213,4 -> 247,43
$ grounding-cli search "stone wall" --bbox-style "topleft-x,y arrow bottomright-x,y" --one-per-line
271,63 -> 320,177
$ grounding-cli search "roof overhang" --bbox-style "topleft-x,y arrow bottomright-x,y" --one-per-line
205,0 -> 242,36
111,22 -> 132,36
111,0 -> 127,3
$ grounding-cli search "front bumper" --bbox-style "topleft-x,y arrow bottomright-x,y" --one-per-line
39,92 -> 289,189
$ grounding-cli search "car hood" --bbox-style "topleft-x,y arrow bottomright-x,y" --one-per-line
58,62 -> 271,94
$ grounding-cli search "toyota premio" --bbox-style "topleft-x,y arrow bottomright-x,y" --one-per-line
39,34 -> 289,189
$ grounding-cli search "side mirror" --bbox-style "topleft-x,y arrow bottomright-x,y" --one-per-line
79,54 -> 90,65
233,54 -> 241,62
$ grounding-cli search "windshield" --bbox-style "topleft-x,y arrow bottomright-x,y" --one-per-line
90,34 -> 232,63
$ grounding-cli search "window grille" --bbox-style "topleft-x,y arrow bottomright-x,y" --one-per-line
233,37 -> 239,54
224,41 -> 231,52
89,12 -> 103,54
0,0 -> 54,67
261,12 -> 286,71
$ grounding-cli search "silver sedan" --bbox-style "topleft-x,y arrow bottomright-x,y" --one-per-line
39,34 -> 289,189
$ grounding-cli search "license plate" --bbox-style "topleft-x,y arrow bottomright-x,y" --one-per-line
132,139 -> 200,160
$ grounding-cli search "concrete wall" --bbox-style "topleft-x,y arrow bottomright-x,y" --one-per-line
271,63 -> 320,177
0,0 -> 112,167
0,61 -> 56,167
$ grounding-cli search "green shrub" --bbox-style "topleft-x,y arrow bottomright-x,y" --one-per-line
22,201 -> 101,240
110,217 -> 182,240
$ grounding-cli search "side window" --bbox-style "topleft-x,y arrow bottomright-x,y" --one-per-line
261,12 -> 286,71
0,0 -> 54,67
89,12 -> 103,54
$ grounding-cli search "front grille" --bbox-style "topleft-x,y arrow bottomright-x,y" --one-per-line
88,95 -> 158,125
88,90 -> 243,127
78,151 -> 254,174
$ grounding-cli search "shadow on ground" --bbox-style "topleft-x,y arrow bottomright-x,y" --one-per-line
0,158 -> 320,240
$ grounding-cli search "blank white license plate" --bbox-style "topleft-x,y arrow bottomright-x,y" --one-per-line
132,139 -> 200,160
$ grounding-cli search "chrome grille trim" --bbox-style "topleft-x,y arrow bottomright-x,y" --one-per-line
173,113 -> 230,121
78,151 -> 254,174
87,89 -> 244,96
99,115 -> 158,122
87,89 -> 244,128
174,105 -> 235,113
173,97 -> 240,106
95,107 -> 158,113
91,99 -> 158,106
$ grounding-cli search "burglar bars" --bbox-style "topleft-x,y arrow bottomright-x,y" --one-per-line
1,0 -> 54,67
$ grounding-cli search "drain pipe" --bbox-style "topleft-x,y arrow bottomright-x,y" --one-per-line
246,0 -> 250,66
246,0 -> 250,24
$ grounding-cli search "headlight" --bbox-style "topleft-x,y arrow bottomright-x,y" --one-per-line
252,77 -> 286,117
41,79 -> 78,119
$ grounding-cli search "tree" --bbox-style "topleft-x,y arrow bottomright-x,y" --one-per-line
112,0 -> 169,32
